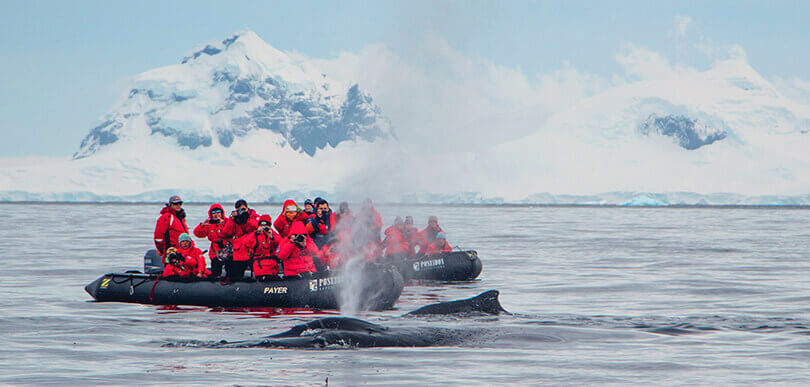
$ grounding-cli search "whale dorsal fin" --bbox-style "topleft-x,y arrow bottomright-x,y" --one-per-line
404,290 -> 508,316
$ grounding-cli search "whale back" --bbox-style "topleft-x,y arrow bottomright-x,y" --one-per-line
404,290 -> 508,316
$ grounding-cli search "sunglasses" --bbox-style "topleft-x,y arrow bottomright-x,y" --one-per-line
211,209 -> 223,214
171,201 -> 183,205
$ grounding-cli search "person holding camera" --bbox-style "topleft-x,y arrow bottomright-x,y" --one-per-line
161,247 -> 197,277
239,215 -> 283,279
161,234 -> 207,277
153,195 -> 189,257
305,198 -> 336,248
222,199 -> 259,239
275,221 -> 319,276
273,199 -> 310,238
194,203 -> 228,277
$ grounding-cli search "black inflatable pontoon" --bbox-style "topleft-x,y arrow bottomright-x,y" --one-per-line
378,250 -> 483,281
85,268 -> 404,311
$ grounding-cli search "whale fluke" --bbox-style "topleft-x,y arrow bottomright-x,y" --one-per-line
404,290 -> 508,316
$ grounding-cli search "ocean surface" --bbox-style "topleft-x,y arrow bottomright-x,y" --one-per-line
1,203 -> 809,385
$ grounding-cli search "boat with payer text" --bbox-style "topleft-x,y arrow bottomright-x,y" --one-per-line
85,267 -> 404,311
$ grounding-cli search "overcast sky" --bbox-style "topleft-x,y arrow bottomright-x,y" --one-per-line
1,0 -> 809,157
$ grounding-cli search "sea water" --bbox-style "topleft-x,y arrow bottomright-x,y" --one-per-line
1,203 -> 809,384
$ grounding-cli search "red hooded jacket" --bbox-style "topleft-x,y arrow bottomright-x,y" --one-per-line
193,203 -> 227,259
175,240 -> 208,275
382,225 -> 410,255
154,206 -> 189,256
418,224 -> 445,251
222,212 -> 259,240
161,247 -> 200,277
275,221 -> 318,275
424,239 -> 452,255
274,200 -> 310,238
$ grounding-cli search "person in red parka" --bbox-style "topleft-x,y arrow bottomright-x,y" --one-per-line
418,215 -> 445,252
320,237 -> 343,269
403,216 -> 420,255
154,195 -> 189,257
171,233 -> 209,277
240,215 -> 283,279
382,217 -> 411,256
274,199 -> 310,238
306,198 -> 336,248
162,247 -> 198,277
218,200 -> 259,279
193,203 -> 227,270
275,221 -> 318,276
424,232 -> 453,255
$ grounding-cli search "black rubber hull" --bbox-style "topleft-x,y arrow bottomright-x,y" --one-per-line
85,268 -> 404,311
379,250 -> 483,281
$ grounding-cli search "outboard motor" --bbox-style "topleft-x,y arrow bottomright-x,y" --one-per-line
144,249 -> 164,274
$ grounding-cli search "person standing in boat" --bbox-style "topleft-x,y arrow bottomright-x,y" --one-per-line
306,198 -> 335,248
219,199 -> 259,279
424,232 -> 453,255
275,221 -> 319,276
193,203 -> 228,277
230,199 -> 260,223
274,199 -> 310,238
153,195 -> 189,258
238,215 -> 282,280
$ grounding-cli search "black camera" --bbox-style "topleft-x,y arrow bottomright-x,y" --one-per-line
234,207 -> 249,225
167,252 -> 185,266
292,234 -> 306,244
209,218 -> 220,224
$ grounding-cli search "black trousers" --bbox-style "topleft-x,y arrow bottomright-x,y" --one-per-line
224,260 -> 249,280
210,259 -> 249,280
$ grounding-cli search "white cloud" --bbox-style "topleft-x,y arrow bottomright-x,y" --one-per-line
308,34 -> 606,150
615,44 -> 696,80
695,37 -> 749,62
674,15 -> 692,38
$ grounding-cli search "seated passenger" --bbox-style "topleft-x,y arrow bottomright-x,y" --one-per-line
242,215 -> 282,280
162,247 -> 198,278
418,215 -> 445,251
275,221 -> 318,276
193,203 -> 227,276
424,232 -> 453,255
175,233 -> 209,277
320,237 -> 343,269
306,198 -> 335,248
153,195 -> 189,257
274,199 -> 310,238
403,216 -> 420,255
382,217 -> 410,256
303,199 -> 316,218
335,202 -> 353,226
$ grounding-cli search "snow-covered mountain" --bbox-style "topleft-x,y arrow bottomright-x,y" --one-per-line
3,34 -> 810,204
74,31 -> 391,159
0,31 -> 394,199
471,59 -> 810,199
